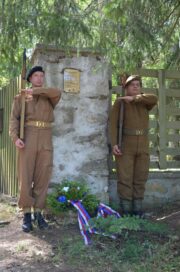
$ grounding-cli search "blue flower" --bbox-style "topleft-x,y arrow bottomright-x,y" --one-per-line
57,195 -> 67,203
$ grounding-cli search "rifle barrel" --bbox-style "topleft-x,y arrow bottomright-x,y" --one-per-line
20,49 -> 26,140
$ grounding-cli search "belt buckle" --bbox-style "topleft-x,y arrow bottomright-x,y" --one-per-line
36,121 -> 44,128
136,129 -> 143,135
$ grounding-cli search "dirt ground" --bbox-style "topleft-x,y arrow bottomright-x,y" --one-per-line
0,195 -> 180,272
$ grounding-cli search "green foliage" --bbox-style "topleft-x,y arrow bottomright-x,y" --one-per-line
0,0 -> 93,84
141,218 -> 169,234
46,180 -> 99,216
0,0 -> 180,85
100,0 -> 180,71
89,215 -> 169,236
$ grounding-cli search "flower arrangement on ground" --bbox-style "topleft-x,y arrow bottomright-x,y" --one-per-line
47,180 -> 99,216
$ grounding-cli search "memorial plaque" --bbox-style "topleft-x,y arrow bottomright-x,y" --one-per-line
64,68 -> 80,93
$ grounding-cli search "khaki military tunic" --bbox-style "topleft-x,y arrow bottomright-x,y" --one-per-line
9,87 -> 61,212
109,93 -> 157,201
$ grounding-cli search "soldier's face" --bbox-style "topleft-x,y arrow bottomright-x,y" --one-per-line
126,80 -> 141,96
29,71 -> 45,87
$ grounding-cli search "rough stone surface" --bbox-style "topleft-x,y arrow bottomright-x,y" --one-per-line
31,45 -> 110,202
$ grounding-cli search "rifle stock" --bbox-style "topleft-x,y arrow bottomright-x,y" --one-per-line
20,49 -> 26,140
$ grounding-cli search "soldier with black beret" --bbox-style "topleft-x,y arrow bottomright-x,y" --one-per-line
109,75 -> 157,216
26,65 -> 45,82
9,66 -> 61,232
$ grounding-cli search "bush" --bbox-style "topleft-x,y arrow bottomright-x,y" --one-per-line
89,215 -> 169,236
46,180 -> 99,216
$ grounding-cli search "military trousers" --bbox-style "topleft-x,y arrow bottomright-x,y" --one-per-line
115,135 -> 150,201
17,127 -> 53,212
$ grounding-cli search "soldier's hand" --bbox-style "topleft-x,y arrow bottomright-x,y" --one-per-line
20,88 -> 33,95
15,138 -> 25,149
112,145 -> 122,156
26,88 -> 33,95
120,96 -> 134,103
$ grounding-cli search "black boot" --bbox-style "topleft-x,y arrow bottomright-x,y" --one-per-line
22,213 -> 33,233
34,212 -> 48,229
120,199 -> 132,216
132,199 -> 144,218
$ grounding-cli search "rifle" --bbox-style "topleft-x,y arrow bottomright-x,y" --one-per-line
118,73 -> 128,149
118,100 -> 124,149
20,49 -> 26,140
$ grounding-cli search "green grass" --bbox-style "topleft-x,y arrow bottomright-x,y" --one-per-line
53,218 -> 180,272
58,236 -> 180,272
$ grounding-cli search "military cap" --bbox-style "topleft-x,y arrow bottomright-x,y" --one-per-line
124,75 -> 142,88
26,66 -> 45,82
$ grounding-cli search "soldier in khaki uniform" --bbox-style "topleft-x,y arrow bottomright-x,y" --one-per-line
109,75 -> 157,216
9,66 -> 61,232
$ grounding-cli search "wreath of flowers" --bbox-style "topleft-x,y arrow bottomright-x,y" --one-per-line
47,180 -> 99,216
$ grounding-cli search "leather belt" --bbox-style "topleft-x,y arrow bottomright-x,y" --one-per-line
25,121 -> 52,128
123,128 -> 148,136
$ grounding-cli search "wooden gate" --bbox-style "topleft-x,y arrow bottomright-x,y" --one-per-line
0,76 -> 20,196
109,69 -> 180,179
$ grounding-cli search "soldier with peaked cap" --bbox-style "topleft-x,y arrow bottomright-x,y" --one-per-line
109,75 -> 157,216
9,66 -> 61,232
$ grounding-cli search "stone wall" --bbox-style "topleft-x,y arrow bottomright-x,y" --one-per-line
31,45 -> 110,202
109,171 -> 180,208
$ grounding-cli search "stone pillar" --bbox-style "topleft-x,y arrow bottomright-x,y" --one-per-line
31,44 -> 110,202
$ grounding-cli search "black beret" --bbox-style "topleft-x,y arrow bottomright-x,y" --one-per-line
26,66 -> 45,82
124,75 -> 142,88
